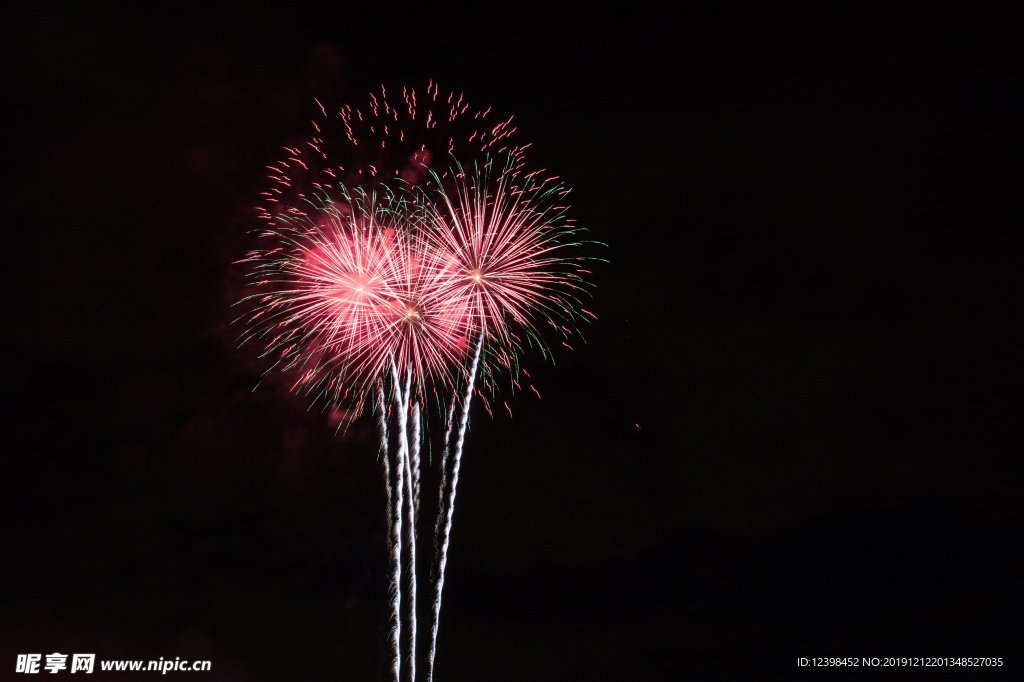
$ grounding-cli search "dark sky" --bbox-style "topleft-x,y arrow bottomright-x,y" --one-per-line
2,3 -> 1021,680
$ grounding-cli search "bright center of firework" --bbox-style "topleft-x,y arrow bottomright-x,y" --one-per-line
329,273 -> 375,301
349,275 -> 372,294
470,269 -> 483,283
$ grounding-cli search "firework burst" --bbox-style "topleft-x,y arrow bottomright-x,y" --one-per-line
236,185 -> 474,411
235,82 -> 598,682
412,155 -> 596,361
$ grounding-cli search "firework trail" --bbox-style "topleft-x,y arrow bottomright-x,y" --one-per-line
409,400 -> 423,682
426,331 -> 484,682
402,434 -> 417,682
376,380 -> 393,541
411,401 -> 422,515
434,395 -> 458,542
389,362 -> 419,682
427,393 -> 456,674
428,392 -> 458,678
375,379 -> 402,681
386,385 -> 404,682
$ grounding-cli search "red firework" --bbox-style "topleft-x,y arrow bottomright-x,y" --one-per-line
236,188 -> 473,409
256,80 -> 528,229
238,84 -> 595,415
412,157 -> 593,356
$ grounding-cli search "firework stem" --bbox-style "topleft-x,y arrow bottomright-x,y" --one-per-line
426,331 -> 484,682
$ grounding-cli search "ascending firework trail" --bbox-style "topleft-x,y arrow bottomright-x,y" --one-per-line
374,382 -> 399,679
426,331 -> 483,682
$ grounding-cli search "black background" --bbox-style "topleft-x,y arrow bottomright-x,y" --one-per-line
2,3 -> 1021,680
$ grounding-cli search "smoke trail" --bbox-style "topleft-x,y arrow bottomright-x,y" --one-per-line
425,331 -> 485,682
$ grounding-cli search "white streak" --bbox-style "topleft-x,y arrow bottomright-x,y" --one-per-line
434,395 -> 457,539
377,382 -> 392,544
376,382 -> 391,540
425,394 -> 456,679
384,377 -> 404,682
392,363 -> 416,682
426,332 -> 484,682
411,401 -> 422,516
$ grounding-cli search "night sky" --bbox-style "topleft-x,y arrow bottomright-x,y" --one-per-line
3,4 -> 1021,680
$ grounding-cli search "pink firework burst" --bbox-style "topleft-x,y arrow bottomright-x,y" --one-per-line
412,155 -> 597,363
238,85 -> 599,418
236,186 -> 473,411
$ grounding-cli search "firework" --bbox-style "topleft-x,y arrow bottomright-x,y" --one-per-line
412,155 -> 595,357
236,82 -> 597,682
236,186 -> 474,411
256,80 -> 528,231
